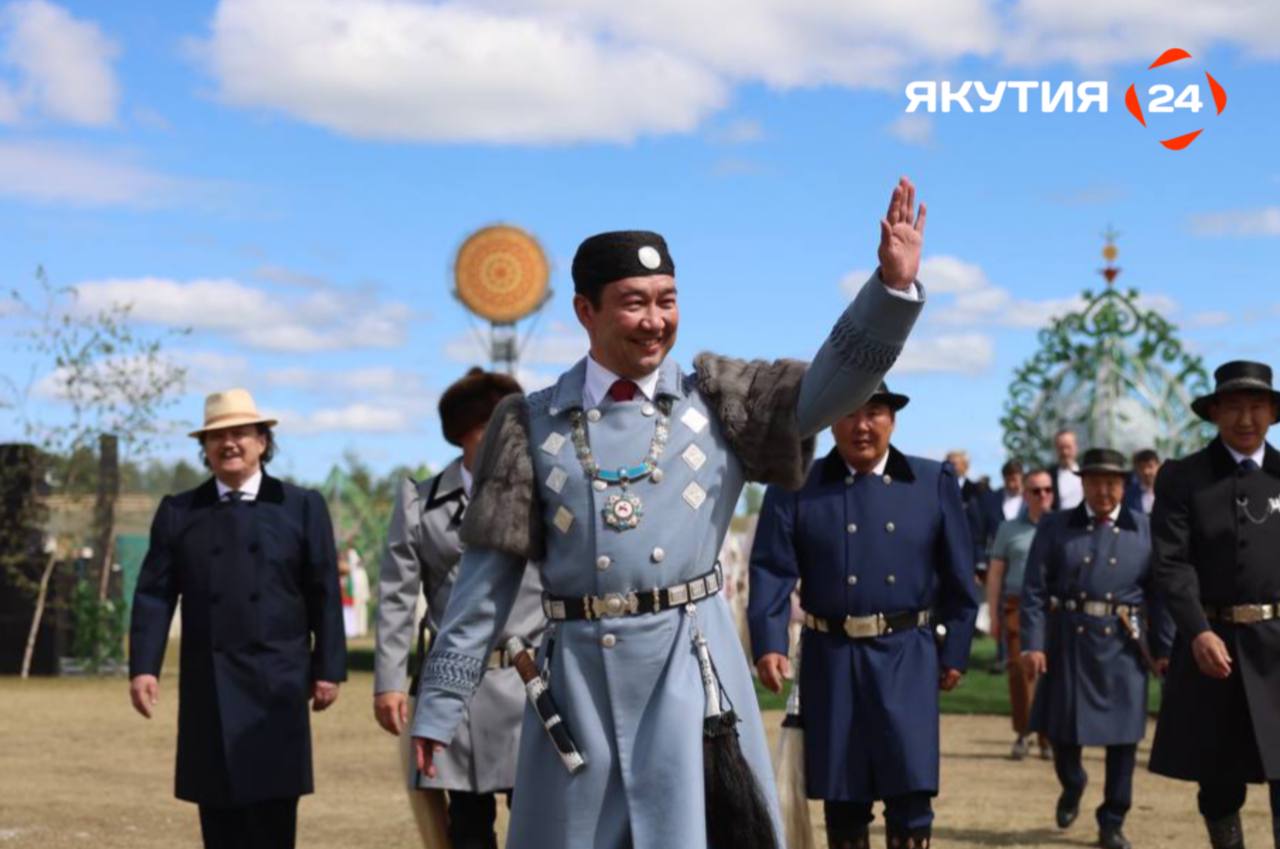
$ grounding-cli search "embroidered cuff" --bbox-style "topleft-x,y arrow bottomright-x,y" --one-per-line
421,650 -> 484,697
828,314 -> 903,374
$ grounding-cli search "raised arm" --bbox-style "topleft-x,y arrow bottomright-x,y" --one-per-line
797,177 -> 927,437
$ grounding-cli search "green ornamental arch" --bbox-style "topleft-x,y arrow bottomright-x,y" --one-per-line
1000,235 -> 1213,465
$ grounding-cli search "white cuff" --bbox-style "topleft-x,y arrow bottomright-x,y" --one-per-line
883,280 -> 921,301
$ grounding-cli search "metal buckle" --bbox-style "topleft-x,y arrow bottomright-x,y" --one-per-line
1231,604 -> 1269,624
591,592 -> 639,619
843,614 -> 882,639
667,584 -> 689,605
545,599 -> 567,620
688,578 -> 708,601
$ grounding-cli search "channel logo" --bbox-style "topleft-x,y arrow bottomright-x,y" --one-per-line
1124,48 -> 1228,150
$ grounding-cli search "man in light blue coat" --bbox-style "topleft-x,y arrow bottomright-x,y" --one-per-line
411,177 -> 929,849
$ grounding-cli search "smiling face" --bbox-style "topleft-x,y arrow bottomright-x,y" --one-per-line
1211,390 -> 1277,457
832,402 -> 896,474
202,424 -> 267,487
574,274 -> 678,379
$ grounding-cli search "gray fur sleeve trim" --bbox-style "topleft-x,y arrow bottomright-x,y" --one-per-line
458,394 -> 546,561
693,353 -> 815,490
420,650 -> 484,697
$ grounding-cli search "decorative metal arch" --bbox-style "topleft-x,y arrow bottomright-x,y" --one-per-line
1000,233 -> 1212,465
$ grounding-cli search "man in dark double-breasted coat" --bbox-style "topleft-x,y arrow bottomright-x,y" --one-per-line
1149,361 -> 1280,849
1021,448 -> 1173,849
749,383 -> 978,849
129,389 -> 346,849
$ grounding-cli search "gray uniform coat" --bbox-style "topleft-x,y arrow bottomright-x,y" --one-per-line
375,457 -> 545,792
411,275 -> 923,849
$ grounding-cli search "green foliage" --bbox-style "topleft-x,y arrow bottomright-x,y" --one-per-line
69,577 -> 128,672
1002,280 -> 1213,463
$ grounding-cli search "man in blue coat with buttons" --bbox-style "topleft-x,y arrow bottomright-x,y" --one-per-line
1021,448 -> 1173,849
749,383 -> 978,849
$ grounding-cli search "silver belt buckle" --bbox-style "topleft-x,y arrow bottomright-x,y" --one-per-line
843,614 -> 881,639
591,592 -> 639,618
544,599 -> 567,620
1232,604 -> 1267,624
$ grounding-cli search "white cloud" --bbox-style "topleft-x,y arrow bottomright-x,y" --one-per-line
197,0 -> 726,144
1186,310 -> 1232,328
193,0 -> 1280,145
1188,207 -> 1280,238
72,276 -> 415,353
895,333 -> 994,374
885,113 -> 933,147
710,118 -> 764,145
264,365 -> 429,396
0,141 -> 195,207
282,402 -> 415,435
444,321 -> 587,367
1002,0 -> 1280,67
0,0 -> 119,126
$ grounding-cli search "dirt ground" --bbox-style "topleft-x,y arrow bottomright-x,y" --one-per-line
0,672 -> 1271,848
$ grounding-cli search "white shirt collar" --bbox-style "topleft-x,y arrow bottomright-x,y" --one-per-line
1224,442 -> 1266,468
1085,502 -> 1122,523
216,469 -> 262,501
582,354 -> 660,410
845,450 -> 890,479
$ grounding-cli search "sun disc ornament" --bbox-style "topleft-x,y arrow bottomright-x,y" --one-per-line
454,225 -> 550,324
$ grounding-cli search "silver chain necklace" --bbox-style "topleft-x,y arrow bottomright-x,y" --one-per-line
568,399 -> 672,531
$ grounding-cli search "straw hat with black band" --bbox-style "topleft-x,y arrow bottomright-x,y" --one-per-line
188,388 -> 278,437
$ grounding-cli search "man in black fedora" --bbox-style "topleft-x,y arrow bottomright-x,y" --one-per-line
1149,361 -> 1280,849
749,382 -> 978,849
1021,448 -> 1172,849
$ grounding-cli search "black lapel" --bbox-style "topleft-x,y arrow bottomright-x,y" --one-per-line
1066,502 -> 1091,529
885,446 -> 917,483
818,448 -> 846,485
1115,504 -> 1139,532
190,478 -> 219,509
425,474 -> 467,528
258,473 -> 286,504
1263,442 -> 1280,477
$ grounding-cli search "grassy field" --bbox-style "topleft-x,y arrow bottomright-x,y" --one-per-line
1,669 -> 1273,849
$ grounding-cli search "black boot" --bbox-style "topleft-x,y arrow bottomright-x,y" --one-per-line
1056,791 -> 1081,829
886,825 -> 932,849
1206,813 -> 1245,849
1098,823 -> 1131,849
826,825 -> 869,849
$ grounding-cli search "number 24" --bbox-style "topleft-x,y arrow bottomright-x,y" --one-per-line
1148,84 -> 1203,113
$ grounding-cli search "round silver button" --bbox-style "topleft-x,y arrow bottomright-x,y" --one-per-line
846,523 -> 858,534
1113,526 -> 1121,535
587,408 -> 602,423
886,574 -> 896,584
844,475 -> 854,486
1103,626 -> 1113,635
641,402 -> 656,417
1083,555 -> 1092,564
1109,557 -> 1118,565
596,556 -> 611,571
601,633 -> 617,648
882,474 -> 892,485
1104,592 -> 1113,600
885,521 -> 896,533
847,575 -> 858,586
650,468 -> 664,484
651,547 -> 665,563
1076,626 -> 1085,634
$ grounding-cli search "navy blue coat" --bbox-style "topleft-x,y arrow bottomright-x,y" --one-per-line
967,485 -> 1007,566
748,447 -> 978,801
1020,504 -> 1172,746
129,475 -> 347,806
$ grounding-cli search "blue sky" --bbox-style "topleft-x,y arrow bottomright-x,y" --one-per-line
1,0 -> 1278,483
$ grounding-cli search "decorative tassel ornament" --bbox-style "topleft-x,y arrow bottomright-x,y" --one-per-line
693,628 -> 779,849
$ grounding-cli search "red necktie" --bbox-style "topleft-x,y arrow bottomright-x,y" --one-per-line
1096,515 -> 1111,526
608,379 -> 638,402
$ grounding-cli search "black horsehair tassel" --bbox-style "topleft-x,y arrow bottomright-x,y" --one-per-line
694,631 -> 779,849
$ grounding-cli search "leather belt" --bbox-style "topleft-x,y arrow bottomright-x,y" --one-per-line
803,609 -> 930,639
542,566 -> 722,621
1204,603 -> 1280,625
1049,596 -> 1135,618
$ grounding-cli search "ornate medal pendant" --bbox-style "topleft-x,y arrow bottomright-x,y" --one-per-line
602,491 -> 643,531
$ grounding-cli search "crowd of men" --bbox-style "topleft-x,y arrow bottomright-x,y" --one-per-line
123,177 -> 1278,849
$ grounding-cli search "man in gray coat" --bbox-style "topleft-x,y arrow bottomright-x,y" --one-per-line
412,177 -> 928,849
375,368 -> 545,849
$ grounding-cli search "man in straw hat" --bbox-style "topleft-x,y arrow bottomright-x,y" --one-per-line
375,367 -> 545,849
749,383 -> 978,849
1149,361 -> 1280,849
128,388 -> 346,849
410,176 -> 929,849
1021,448 -> 1173,849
